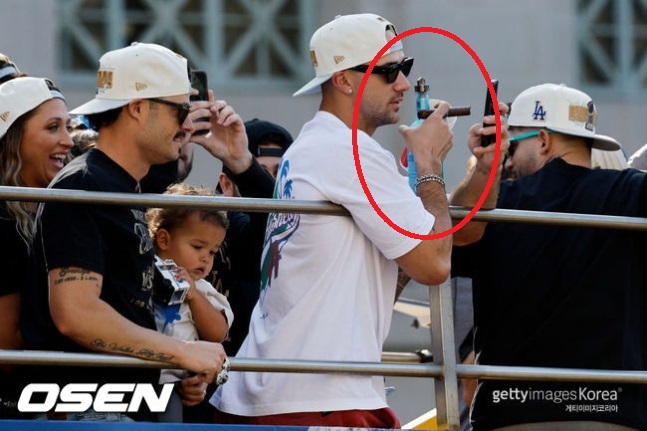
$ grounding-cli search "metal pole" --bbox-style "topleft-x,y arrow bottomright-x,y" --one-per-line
0,350 -> 442,377
3,186 -> 647,230
457,364 -> 647,385
451,207 -> 647,231
0,186 -> 347,216
2,350 -> 647,384
429,279 -> 460,430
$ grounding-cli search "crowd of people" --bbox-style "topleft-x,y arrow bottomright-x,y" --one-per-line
1,10 -> 647,431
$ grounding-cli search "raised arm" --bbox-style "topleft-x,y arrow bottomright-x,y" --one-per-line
395,102 -> 454,286
450,102 -> 509,246
189,90 -> 253,175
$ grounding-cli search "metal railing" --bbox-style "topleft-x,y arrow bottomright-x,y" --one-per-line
3,185 -> 647,429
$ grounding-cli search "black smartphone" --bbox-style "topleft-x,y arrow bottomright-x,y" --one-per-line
190,70 -> 208,102
481,79 -> 499,147
190,70 -> 210,135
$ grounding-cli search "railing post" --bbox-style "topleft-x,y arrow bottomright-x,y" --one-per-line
429,278 -> 460,429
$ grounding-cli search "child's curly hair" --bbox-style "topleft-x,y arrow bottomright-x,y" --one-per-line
146,183 -> 229,244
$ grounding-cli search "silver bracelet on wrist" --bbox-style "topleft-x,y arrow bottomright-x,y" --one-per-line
414,174 -> 446,191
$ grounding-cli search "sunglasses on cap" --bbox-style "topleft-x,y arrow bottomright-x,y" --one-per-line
507,129 -> 554,159
148,98 -> 191,125
349,57 -> 414,84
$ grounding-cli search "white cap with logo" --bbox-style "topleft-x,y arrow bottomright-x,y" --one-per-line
293,13 -> 403,97
507,83 -> 620,151
0,77 -> 66,139
70,42 -> 190,115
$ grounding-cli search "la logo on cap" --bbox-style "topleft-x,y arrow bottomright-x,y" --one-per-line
532,101 -> 547,121
0,111 -> 9,122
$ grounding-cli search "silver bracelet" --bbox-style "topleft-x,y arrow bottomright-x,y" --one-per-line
415,174 -> 445,191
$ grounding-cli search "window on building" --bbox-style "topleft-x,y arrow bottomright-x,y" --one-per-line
578,0 -> 647,98
60,0 -> 315,92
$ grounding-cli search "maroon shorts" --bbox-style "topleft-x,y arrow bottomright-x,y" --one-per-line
214,407 -> 401,428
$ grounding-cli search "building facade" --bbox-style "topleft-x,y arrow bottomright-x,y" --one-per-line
3,0 -> 646,189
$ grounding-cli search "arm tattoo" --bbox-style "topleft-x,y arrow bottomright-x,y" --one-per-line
52,268 -> 100,286
136,349 -> 174,362
90,339 -> 174,362
395,267 -> 411,303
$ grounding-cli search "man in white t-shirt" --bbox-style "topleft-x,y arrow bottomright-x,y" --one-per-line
212,13 -> 507,428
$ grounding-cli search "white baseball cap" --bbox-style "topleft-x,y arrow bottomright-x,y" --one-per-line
0,53 -> 20,81
293,13 -> 404,97
70,42 -> 190,115
0,77 -> 66,139
507,83 -> 620,151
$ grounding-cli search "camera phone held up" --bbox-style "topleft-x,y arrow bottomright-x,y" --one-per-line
190,70 -> 210,136
481,79 -> 499,147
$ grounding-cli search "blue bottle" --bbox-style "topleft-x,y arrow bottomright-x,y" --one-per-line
407,77 -> 431,191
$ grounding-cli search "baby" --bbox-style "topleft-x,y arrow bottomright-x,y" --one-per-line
146,183 -> 233,422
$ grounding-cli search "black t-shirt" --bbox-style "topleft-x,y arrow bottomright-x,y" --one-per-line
0,203 -> 32,296
20,149 -> 159,421
453,159 -> 647,430
208,158 -> 275,355
139,160 -> 179,194
213,210 -> 262,355
0,203 -> 33,419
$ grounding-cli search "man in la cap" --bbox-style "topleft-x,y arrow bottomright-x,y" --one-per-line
212,13 -> 507,427
452,83 -> 647,431
22,42 -> 237,421
502,83 -> 621,180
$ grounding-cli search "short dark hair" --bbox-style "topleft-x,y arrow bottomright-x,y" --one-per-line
86,106 -> 123,131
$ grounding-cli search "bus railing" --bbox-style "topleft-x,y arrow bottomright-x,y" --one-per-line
3,185 -> 647,430
3,185 -> 647,230
4,350 -> 647,383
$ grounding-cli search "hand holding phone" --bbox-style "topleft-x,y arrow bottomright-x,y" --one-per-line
481,79 -> 499,147
190,70 -> 210,135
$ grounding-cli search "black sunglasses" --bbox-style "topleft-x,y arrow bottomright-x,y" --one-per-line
349,57 -> 414,84
148,98 -> 191,125
507,141 -> 519,159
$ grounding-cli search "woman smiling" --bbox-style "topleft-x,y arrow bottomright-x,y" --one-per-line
0,76 -> 72,418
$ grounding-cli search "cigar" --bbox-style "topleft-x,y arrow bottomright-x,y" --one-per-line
417,106 -> 471,119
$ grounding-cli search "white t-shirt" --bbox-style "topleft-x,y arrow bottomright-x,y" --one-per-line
212,111 -> 435,415
156,278 -> 233,383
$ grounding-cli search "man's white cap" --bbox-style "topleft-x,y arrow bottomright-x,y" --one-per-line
508,83 -> 620,151
0,77 -> 66,139
70,42 -> 190,115
293,13 -> 403,97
